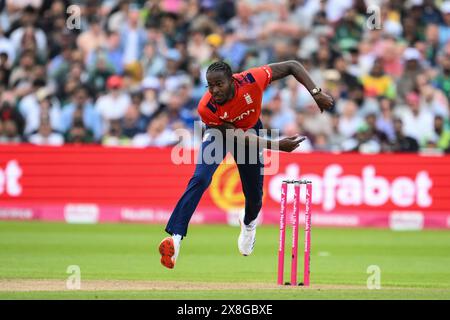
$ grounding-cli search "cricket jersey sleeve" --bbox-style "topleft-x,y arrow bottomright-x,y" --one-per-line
247,65 -> 273,91
197,96 -> 222,127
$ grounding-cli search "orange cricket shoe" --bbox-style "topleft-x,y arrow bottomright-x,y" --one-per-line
158,236 -> 179,269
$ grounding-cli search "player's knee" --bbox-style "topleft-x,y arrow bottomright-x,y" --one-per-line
191,173 -> 211,190
246,197 -> 262,212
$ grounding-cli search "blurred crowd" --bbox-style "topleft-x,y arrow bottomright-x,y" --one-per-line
0,0 -> 449,154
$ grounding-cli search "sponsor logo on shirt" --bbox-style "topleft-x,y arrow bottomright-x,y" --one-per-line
232,109 -> 255,122
219,112 -> 229,120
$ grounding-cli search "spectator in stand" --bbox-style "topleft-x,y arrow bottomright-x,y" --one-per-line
20,86 -> 62,136
48,43 -> 75,87
188,60 -> 207,103
360,57 -> 396,99
327,113 -> 345,152
102,119 -> 131,147
301,103 -> 332,137
120,6 -> 147,67
0,91 -> 25,136
0,119 -> 22,143
95,75 -> 131,132
380,2 -> 403,39
162,90 -> 197,130
0,51 -> 11,88
416,73 -> 449,118
260,108 -> 273,138
86,31 -> 124,76
424,20 -> 442,67
61,86 -> 103,142
159,12 -> 183,49
28,114 -> 64,146
132,111 -> 178,147
397,48 -> 424,104
377,36 -> 403,80
121,103 -> 149,138
423,0 -> 444,25
121,63 -> 144,92
396,91 -> 434,146
107,0 -> 131,33
346,46 -> 363,78
65,121 -> 93,144
332,7 -> 363,53
87,49 -> 116,95
280,76 -> 315,112
437,2 -> 450,49
219,27 -> 247,71
333,54 -> 360,96
8,49 -> 39,92
9,6 -> 47,58
163,48 -> 185,79
187,29 -> 213,66
309,42 -> 338,88
140,76 -> 162,117
77,15 -> 107,62
376,97 -> 396,142
140,42 -> 166,78
265,91 -> 295,135
17,25 -> 47,63
390,118 -> 419,152
364,112 -> 390,151
226,2 -> 262,43
313,132 -> 330,152
0,28 -> 16,65
175,76 -> 197,110
41,1 -> 69,55
337,99 -> 364,138
431,115 -> 450,152
342,123 -> 382,154
434,52 -> 450,97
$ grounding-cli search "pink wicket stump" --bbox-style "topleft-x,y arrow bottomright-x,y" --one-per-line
290,182 -> 300,286
303,182 -> 312,286
277,182 -> 288,285
277,180 -> 312,286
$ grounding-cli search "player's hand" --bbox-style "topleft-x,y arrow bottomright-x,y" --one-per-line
313,92 -> 334,113
278,135 -> 306,152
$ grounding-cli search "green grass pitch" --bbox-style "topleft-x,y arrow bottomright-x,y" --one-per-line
0,221 -> 449,299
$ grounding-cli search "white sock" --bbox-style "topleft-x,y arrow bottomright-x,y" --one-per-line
172,234 -> 182,261
172,234 -> 182,246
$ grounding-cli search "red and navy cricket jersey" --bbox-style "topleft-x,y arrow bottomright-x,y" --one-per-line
198,65 -> 273,130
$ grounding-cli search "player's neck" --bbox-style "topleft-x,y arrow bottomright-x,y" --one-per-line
223,80 -> 236,105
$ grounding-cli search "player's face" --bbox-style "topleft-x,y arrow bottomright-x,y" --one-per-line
206,71 -> 233,105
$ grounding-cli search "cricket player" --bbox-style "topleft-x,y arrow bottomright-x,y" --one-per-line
159,60 -> 333,268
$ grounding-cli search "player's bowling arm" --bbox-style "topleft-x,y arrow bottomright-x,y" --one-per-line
211,122 -> 305,152
269,60 -> 334,112
269,60 -> 317,90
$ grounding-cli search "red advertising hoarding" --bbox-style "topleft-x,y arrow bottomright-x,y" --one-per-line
0,145 -> 449,229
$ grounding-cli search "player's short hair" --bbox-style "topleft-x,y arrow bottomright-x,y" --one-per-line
206,61 -> 232,79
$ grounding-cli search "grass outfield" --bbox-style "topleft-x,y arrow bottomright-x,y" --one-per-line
0,221 -> 449,299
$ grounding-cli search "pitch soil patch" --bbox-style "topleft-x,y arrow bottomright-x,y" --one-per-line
0,279 -> 374,292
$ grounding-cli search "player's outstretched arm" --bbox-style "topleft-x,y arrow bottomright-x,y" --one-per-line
211,122 -> 305,153
268,60 -> 334,112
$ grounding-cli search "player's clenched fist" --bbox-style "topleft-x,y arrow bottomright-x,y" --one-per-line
313,91 -> 334,113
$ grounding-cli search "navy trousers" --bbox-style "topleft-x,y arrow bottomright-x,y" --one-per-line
165,120 -> 264,237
